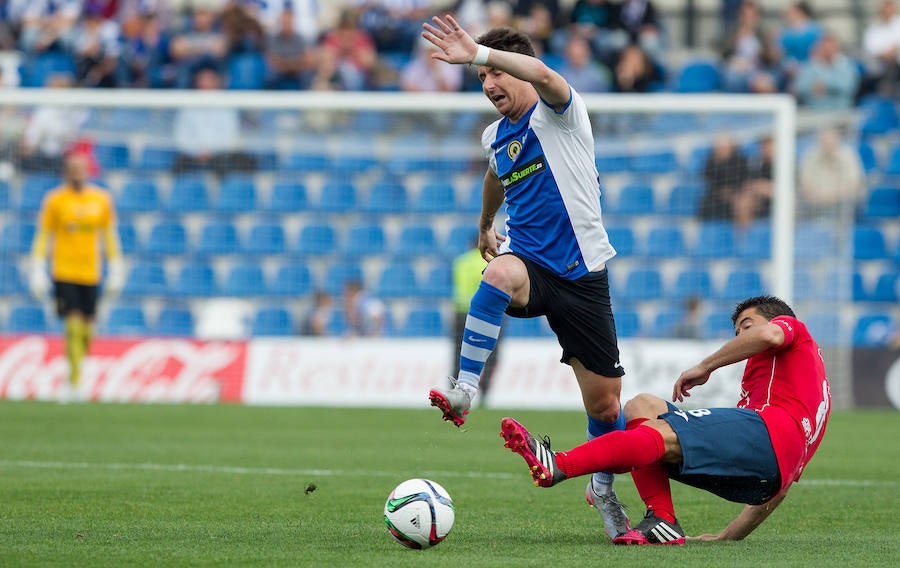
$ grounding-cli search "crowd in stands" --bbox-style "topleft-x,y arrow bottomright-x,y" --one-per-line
0,0 -> 896,105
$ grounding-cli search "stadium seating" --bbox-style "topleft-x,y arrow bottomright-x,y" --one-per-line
853,225 -> 888,260
94,143 -> 130,170
105,305 -> 149,335
364,180 -> 408,214
144,221 -> 188,256
196,222 -> 239,256
615,309 -> 641,338
885,144 -> 900,176
862,186 -> 900,218
737,222 -> 771,259
645,226 -> 685,257
804,312 -> 842,346
174,264 -> 217,297
869,272 -> 899,303
393,225 -> 438,258
118,223 -> 138,255
377,262 -> 418,298
118,180 -> 160,214
670,269 -> 714,301
0,262 -> 25,296
675,60 -> 721,93
795,222 -> 837,261
1,221 -> 36,255
156,307 -> 194,336
666,182 -> 704,216
399,307 -> 445,337
20,52 -> 76,87
316,179 -> 357,212
693,222 -> 736,258
123,261 -> 167,296
605,226 -> 636,257
296,223 -> 338,256
222,264 -> 266,297
702,310 -> 736,339
167,176 -> 210,213
215,176 -> 258,213
18,175 -> 57,212
852,314 -> 895,346
420,265 -> 452,298
7,304 -> 48,333
226,53 -> 268,90
720,269 -> 765,301
345,223 -> 387,257
619,269 -> 663,302
243,223 -> 286,256
443,224 -> 478,259
856,141 -> 878,173
267,181 -> 308,213
615,183 -> 656,215
323,262 -> 364,296
652,309 -> 685,338
413,182 -> 456,213
269,264 -> 313,297
251,307 -> 294,336
138,146 -> 177,171
0,180 -> 8,210
504,316 -> 552,337
629,148 -> 679,175
283,152 -> 329,172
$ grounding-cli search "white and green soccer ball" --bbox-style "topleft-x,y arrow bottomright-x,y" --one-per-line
384,478 -> 454,549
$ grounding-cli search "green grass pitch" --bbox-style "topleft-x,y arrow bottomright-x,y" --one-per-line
0,402 -> 897,567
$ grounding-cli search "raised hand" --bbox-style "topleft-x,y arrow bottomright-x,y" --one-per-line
422,15 -> 478,65
672,364 -> 711,402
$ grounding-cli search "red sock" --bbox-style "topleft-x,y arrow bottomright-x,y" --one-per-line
626,417 -> 649,430
555,425 -> 665,478
631,463 -> 676,524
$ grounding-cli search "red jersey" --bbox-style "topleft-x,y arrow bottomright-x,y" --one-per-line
737,316 -> 831,493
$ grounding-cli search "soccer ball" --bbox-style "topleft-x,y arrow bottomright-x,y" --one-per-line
383,478 -> 454,549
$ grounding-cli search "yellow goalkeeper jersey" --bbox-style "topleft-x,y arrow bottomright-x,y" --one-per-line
34,184 -> 119,286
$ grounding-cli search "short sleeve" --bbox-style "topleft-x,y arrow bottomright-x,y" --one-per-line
770,316 -> 798,347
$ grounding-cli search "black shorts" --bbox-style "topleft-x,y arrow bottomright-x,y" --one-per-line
504,254 -> 624,378
54,281 -> 99,318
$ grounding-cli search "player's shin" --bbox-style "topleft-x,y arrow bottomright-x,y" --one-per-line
630,463 -> 677,524
556,425 -> 666,478
586,406 -> 626,489
456,282 -> 510,395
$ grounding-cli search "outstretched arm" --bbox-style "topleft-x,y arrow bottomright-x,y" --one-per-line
691,489 -> 789,541
421,14 -> 570,108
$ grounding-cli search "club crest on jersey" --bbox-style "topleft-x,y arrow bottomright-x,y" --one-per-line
507,140 -> 522,161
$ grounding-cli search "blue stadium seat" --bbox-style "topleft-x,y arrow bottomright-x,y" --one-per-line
619,269 -> 663,302
666,183 -> 703,215
853,271 -> 868,302
0,180 -> 8,209
685,145 -> 711,175
196,222 -> 239,256
123,261 -> 168,296
870,272 -> 899,303
316,179 -> 357,212
7,304 -> 47,333
862,186 -> 900,218
885,144 -> 900,176
857,141 -> 878,173
645,226 -> 685,257
167,176 -> 209,212
595,153 -> 630,174
602,226 -> 633,257
670,269 -> 714,300
283,152 -> 329,172
296,223 -> 338,256
652,309 -> 686,338
269,264 -> 313,297
222,264 -> 266,297
323,262 -> 364,296
243,223 -> 286,255
853,225 -> 888,260
336,155 -> 379,174
18,175 -> 58,212
174,263 -> 216,297
615,309 -> 641,338
118,179 -> 160,214
702,310 -> 735,339
105,305 -> 148,336
21,52 -> 76,87
794,222 -> 837,260
859,97 -> 899,138
675,60 -> 720,92
377,262 -> 418,298
138,146 -> 177,171
793,269 -> 817,300
737,222 -> 771,259
251,149 -> 278,171
399,307 -> 445,337
692,222 -> 735,258
144,221 -> 187,256
268,181 -> 308,213
251,307 -> 294,336
117,222 -> 138,255
215,176 -> 257,213
443,224 -> 478,259
226,52 -> 267,90
413,182 -> 456,213
94,143 -> 130,170
720,269 -> 765,301
363,180 -> 408,214
505,316 -> 552,337
0,262 -> 25,296
344,223 -> 387,257
804,312 -> 841,346
629,149 -> 679,174
420,265 -> 452,298
615,183 -> 656,215
461,179 -> 484,213
1,221 -> 36,255
393,225 -> 438,258
156,307 -> 194,336
853,314 -> 895,346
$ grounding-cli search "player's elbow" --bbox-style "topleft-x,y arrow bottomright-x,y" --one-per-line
759,324 -> 785,348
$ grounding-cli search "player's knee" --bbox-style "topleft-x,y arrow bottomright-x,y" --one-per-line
482,257 -> 526,296
623,393 -> 667,421
586,393 -> 620,422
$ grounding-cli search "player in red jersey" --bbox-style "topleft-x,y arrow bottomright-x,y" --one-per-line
500,296 -> 831,545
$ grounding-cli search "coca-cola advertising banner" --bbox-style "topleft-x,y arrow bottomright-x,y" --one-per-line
0,335 -> 743,408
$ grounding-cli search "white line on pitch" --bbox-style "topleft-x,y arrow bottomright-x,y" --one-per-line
0,460 -> 896,488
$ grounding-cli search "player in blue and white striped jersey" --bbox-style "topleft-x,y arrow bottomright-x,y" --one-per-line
422,15 -> 630,540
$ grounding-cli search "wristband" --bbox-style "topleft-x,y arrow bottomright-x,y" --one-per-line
471,44 -> 491,66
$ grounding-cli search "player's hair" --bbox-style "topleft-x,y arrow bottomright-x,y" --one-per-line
731,295 -> 796,324
475,27 -> 536,58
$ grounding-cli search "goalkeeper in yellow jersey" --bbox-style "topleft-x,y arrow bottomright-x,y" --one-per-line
29,151 -> 125,399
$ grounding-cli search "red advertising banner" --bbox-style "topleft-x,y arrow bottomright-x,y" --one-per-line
0,335 -> 247,403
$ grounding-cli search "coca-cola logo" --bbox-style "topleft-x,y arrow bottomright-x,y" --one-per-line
0,336 -> 247,403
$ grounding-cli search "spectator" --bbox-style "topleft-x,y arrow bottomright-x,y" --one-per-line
172,66 -> 257,176
343,279 -> 386,337
557,33 -> 611,93
699,133 -> 749,221
246,0 -> 320,46
72,3 -> 120,87
671,296 -> 702,339
793,33 -> 860,110
312,8 -> 377,91
798,127 -> 864,220
777,2 -> 822,77
720,0 -> 782,93
568,0 -> 625,65
355,0 -> 430,53
400,36 -> 464,93
168,3 -> 226,88
221,1 -> 265,56
18,74 -> 90,173
862,0 -> 900,97
513,1 -> 559,55
18,0 -> 81,56
733,135 -> 773,230
616,0 -> 663,57
119,9 -> 176,88
265,8 -> 315,90
611,44 -> 661,93
302,290 -> 334,336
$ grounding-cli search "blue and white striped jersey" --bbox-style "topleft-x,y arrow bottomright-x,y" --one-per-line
481,88 -> 615,279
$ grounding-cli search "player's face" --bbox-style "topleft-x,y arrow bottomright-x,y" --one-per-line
479,66 -> 530,119
733,308 -> 768,336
